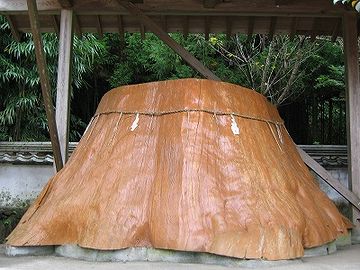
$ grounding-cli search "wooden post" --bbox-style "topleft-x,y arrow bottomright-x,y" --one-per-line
117,1 -> 220,81
297,147 -> 360,212
343,13 -> 360,239
27,0 -> 63,171
55,9 -> 73,164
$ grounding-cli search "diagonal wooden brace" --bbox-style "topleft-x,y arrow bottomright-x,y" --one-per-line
117,1 -> 221,81
27,0 -> 63,171
297,146 -> 360,213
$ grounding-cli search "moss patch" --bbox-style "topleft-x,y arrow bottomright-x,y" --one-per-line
0,207 -> 28,243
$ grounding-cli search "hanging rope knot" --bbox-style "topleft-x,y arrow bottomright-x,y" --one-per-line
130,113 -> 140,131
230,114 -> 240,135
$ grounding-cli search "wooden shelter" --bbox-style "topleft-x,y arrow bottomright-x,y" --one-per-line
0,0 -> 360,237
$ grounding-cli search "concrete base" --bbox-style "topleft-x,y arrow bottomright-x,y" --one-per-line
351,227 -> 360,244
5,245 -> 54,256
55,245 -> 300,267
303,241 -> 336,257
335,231 -> 352,249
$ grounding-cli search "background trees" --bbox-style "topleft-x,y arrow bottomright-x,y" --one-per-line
0,15 -> 348,144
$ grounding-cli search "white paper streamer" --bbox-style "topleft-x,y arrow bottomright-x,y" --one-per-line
230,115 -> 240,135
130,113 -> 140,131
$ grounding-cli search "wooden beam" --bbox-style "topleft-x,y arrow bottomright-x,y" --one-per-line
117,1 -> 220,81
96,15 -> 103,38
183,16 -> 189,39
140,23 -> 145,39
161,15 -> 167,32
57,0 -> 72,8
310,18 -> 318,42
204,16 -> 210,41
331,18 -> 341,42
5,15 -> 21,42
289,17 -> 297,40
73,14 -> 82,36
343,13 -> 360,227
52,15 -> 60,36
268,17 -> 277,40
55,9 -> 73,165
203,0 -> 220,8
297,147 -> 360,212
247,16 -> 254,43
226,17 -> 232,39
117,15 -> 125,47
26,0 -> 63,171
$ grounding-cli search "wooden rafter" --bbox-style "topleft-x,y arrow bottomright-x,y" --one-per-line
117,15 -> 125,47
331,18 -> 341,42
140,23 -> 145,39
297,147 -> 360,212
268,17 -> 277,40
161,15 -> 167,32
204,16 -> 210,41
96,15 -> 103,38
52,15 -> 60,36
117,1 -> 220,81
73,14 -> 82,36
183,16 -> 189,39
310,18 -> 318,42
203,0 -> 221,8
289,17 -> 297,40
57,0 -> 72,8
26,0 -> 63,171
226,17 -> 232,39
247,16 -> 254,43
5,15 -> 21,42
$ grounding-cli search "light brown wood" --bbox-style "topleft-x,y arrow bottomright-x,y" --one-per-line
117,1 -> 220,81
55,9 -> 73,165
343,13 -> 360,225
26,0 -> 63,171
5,15 -> 21,42
7,79 -> 351,260
297,146 -> 360,212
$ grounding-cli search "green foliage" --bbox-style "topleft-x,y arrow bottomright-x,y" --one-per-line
0,15 -> 106,141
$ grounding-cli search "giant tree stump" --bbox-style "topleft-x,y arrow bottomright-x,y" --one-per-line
7,79 -> 351,260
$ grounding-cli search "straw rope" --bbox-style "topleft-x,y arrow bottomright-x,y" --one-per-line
93,109 -> 284,126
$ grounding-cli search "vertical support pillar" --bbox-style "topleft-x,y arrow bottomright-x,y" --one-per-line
55,9 -> 73,164
343,13 -> 360,242
27,0 -> 63,171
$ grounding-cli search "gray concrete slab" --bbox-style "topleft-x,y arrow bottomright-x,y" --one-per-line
0,244 -> 359,270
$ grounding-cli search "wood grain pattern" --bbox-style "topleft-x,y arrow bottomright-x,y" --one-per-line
343,14 -> 360,225
55,9 -> 73,165
7,79 -> 351,260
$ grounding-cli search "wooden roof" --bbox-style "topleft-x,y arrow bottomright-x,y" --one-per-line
0,0 -> 356,38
